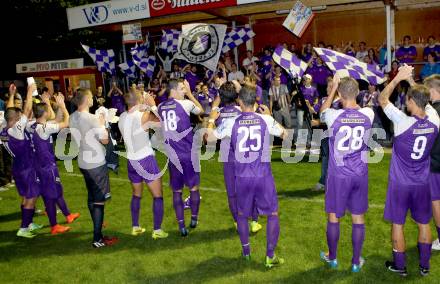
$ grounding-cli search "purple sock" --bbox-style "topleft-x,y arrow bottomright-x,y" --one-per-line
237,215 -> 250,255
172,192 -> 185,229
56,196 -> 71,217
21,208 -> 34,228
393,251 -> 406,269
351,224 -> 365,265
252,205 -> 258,222
266,215 -> 280,258
153,197 -> 164,230
44,198 -> 58,227
326,221 -> 340,260
418,242 -> 431,269
227,194 -> 238,222
131,195 -> 141,227
437,226 -> 440,240
190,190 -> 200,221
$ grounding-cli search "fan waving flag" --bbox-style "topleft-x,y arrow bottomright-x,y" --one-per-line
130,41 -> 149,65
81,44 -> 115,75
272,46 -> 308,79
118,60 -> 137,79
314,47 -> 386,85
160,29 -> 181,53
222,28 -> 256,53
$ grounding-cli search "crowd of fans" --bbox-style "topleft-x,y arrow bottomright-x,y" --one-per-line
1,34 -> 440,189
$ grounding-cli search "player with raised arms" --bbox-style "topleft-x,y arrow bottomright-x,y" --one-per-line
0,82 -> 43,238
424,74 -> 440,251
379,65 -> 440,277
319,75 -> 374,272
211,86 -> 287,268
118,89 -> 168,239
158,79 -> 204,236
28,93 -> 79,235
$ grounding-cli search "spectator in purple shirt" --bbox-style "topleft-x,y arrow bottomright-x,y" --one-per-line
272,66 -> 288,85
307,57 -> 332,98
185,65 -> 199,92
423,35 -> 440,61
302,43 -> 313,62
396,35 -> 417,63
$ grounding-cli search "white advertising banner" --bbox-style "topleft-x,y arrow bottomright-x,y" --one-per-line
67,0 -> 150,30
16,59 -> 84,74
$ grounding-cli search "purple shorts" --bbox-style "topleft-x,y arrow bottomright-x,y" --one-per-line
223,162 -> 236,198
429,172 -> 440,201
38,166 -> 63,199
325,174 -> 368,218
168,157 -> 200,191
14,168 -> 40,199
384,179 -> 432,225
128,156 -> 161,184
235,175 -> 278,217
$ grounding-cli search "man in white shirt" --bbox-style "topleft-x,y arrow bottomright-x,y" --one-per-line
69,88 -> 117,248
118,90 -> 168,239
242,50 -> 259,70
228,63 -> 244,82
355,42 -> 368,60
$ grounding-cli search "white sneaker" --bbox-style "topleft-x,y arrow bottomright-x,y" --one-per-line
313,183 -> 325,191
432,239 -> 440,251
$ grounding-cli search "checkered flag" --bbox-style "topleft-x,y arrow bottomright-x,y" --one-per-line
272,46 -> 308,79
160,29 -> 180,53
137,56 -> 156,78
222,28 -> 255,53
81,44 -> 115,75
130,41 -> 149,64
118,60 -> 137,79
314,47 -> 386,85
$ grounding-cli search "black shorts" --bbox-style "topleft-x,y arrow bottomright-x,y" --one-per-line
80,165 -> 111,204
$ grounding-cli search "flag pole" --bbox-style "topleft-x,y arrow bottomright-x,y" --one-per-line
232,21 -> 239,67
122,39 -> 129,91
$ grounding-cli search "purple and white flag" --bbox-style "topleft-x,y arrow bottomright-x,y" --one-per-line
222,28 -> 255,53
137,56 -> 156,78
314,47 -> 386,85
272,46 -> 308,79
118,60 -> 137,79
160,29 -> 181,53
130,41 -> 149,64
81,44 -> 115,75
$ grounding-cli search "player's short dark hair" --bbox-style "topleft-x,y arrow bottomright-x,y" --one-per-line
219,82 -> 237,105
238,86 -> 256,107
338,77 -> 359,100
428,51 -> 437,62
424,74 -> 440,93
404,35 -> 411,40
33,103 -> 48,119
428,35 -> 435,40
167,79 -> 183,96
5,107 -> 21,123
407,84 -> 430,109
72,88 -> 91,107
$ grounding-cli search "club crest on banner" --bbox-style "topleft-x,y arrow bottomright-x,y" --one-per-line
177,23 -> 226,71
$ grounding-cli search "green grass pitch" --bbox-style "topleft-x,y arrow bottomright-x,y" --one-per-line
0,151 -> 439,283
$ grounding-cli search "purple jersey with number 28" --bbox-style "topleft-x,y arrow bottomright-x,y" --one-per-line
321,107 -> 374,176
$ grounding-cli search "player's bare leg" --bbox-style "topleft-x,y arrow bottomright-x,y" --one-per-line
385,224 -> 407,276
189,186 -> 200,229
432,201 -> 440,250
351,214 -> 365,272
417,222 -> 432,276
146,178 -> 168,239
172,189 -> 187,236
130,182 -> 145,236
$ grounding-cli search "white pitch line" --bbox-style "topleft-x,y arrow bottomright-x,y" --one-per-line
62,172 -> 385,209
